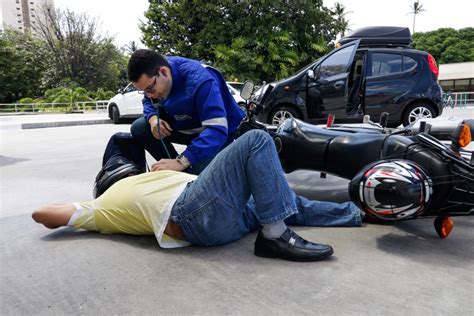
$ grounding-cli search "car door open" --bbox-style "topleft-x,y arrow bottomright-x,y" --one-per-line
305,40 -> 360,122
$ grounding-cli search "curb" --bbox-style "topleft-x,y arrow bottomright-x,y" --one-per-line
21,119 -> 112,129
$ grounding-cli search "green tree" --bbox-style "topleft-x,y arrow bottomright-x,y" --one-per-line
412,28 -> 474,64
34,5 -> 128,91
140,0 -> 349,82
43,86 -> 92,111
0,30 -> 47,103
123,41 -> 139,55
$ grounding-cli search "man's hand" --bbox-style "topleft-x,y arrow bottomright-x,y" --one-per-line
149,115 -> 172,140
151,159 -> 185,172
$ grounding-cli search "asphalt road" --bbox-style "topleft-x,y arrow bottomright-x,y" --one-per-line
1,113 -> 473,314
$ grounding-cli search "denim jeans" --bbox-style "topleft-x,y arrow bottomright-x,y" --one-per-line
131,117 -> 231,175
170,130 -> 361,247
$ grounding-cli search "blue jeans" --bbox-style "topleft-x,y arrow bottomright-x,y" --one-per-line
170,130 -> 361,246
131,117 -> 233,175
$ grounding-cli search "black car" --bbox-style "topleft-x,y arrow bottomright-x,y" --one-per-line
254,27 -> 443,126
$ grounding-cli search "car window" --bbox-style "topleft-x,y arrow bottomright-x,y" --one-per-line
319,45 -> 355,78
370,53 -> 403,76
403,56 -> 417,71
227,82 -> 244,91
124,83 -> 137,93
369,53 -> 418,77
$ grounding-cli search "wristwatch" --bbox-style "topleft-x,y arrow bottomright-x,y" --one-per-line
176,153 -> 191,169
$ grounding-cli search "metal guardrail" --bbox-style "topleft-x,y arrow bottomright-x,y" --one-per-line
442,92 -> 474,109
0,100 -> 109,113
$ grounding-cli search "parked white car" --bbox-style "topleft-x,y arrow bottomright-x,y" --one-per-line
108,82 -> 247,124
226,82 -> 247,111
107,83 -> 143,124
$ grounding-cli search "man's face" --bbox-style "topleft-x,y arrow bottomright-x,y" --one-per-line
133,66 -> 172,100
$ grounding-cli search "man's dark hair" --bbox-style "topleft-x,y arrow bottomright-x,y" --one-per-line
127,49 -> 170,82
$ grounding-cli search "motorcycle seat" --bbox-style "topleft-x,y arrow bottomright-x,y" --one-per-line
278,118 -> 378,143
276,118 -> 388,177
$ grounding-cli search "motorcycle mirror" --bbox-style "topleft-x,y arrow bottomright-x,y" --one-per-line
240,80 -> 254,100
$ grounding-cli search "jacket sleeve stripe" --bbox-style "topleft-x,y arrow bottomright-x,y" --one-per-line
201,117 -> 228,129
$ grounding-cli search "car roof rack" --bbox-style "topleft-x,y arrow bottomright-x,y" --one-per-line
338,26 -> 412,48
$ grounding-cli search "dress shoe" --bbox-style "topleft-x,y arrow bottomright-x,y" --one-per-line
254,228 -> 333,262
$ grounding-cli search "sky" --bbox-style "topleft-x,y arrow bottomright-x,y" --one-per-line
53,0 -> 473,48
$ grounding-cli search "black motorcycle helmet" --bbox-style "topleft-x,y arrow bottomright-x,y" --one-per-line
93,156 -> 144,198
349,160 -> 432,221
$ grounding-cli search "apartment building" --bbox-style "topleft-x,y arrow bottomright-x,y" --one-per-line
1,0 -> 54,34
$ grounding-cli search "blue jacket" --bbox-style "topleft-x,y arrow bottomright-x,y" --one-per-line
142,57 -> 245,165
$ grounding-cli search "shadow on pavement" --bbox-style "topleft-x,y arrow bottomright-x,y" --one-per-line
374,217 -> 474,266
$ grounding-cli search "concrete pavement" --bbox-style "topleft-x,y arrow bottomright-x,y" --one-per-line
1,111 -> 473,314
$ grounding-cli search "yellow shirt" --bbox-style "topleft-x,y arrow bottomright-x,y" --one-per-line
68,170 -> 197,248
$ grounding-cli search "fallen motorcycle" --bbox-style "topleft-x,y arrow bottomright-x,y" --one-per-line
238,81 -> 473,238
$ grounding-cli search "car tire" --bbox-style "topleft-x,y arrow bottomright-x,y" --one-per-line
402,102 -> 435,126
111,105 -> 121,124
269,106 -> 300,126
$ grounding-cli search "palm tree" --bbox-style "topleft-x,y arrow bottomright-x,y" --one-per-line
408,1 -> 426,33
123,41 -> 139,55
333,2 -> 351,37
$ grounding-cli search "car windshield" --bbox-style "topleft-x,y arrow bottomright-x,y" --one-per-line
293,57 -> 323,76
227,82 -> 245,91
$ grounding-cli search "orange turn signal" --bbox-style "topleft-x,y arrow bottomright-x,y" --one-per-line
436,216 -> 454,239
458,124 -> 471,148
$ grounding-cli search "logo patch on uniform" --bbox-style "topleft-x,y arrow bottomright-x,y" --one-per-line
174,114 -> 192,121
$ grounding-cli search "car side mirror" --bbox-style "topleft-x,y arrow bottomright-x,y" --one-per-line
307,69 -> 315,80
118,88 -> 124,94
240,80 -> 254,100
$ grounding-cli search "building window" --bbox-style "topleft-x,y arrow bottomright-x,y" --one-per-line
454,79 -> 470,92
440,80 -> 454,91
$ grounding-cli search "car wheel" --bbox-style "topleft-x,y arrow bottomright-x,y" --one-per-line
402,103 -> 435,126
111,105 -> 121,124
270,106 -> 300,126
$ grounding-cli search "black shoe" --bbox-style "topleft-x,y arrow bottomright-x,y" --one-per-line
254,228 -> 333,262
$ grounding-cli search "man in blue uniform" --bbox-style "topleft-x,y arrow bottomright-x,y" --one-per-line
128,49 -> 245,174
